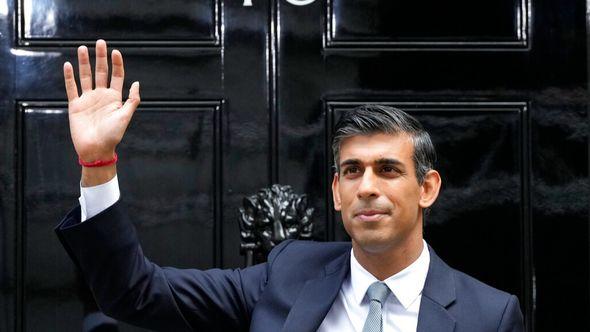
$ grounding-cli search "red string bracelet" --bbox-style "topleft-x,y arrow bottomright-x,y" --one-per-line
78,153 -> 118,167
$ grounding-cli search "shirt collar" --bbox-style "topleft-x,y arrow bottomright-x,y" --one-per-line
349,240 -> 431,310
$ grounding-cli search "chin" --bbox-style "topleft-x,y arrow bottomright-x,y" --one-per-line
353,233 -> 397,254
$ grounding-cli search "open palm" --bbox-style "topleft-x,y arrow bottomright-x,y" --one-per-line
63,39 -> 140,162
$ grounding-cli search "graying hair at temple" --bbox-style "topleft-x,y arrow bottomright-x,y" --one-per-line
331,105 -> 437,184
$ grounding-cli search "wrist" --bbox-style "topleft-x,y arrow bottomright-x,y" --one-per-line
78,152 -> 118,168
78,150 -> 118,186
78,150 -> 117,164
81,164 -> 117,187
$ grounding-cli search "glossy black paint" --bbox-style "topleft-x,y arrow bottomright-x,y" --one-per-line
0,0 -> 588,331
19,0 -> 220,45
328,0 -> 529,49
277,1 -> 588,332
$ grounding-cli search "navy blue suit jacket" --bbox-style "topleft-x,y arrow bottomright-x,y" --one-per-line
56,201 -> 524,331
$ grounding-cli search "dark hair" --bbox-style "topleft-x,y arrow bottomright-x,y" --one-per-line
332,105 -> 436,184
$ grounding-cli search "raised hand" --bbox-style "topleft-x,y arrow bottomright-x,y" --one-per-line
63,39 -> 140,163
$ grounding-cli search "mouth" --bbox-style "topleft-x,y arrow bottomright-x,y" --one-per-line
354,209 -> 389,222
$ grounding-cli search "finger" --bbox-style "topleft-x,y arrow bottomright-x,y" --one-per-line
77,45 -> 93,92
121,82 -> 141,118
110,49 -> 124,92
94,39 -> 109,88
63,62 -> 79,102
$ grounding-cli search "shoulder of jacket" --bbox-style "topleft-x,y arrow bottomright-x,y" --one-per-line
453,269 -> 512,297
450,268 -> 516,318
266,240 -> 350,270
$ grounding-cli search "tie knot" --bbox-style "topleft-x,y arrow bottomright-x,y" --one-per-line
366,281 -> 390,304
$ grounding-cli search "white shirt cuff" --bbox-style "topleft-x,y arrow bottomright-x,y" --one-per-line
79,175 -> 120,222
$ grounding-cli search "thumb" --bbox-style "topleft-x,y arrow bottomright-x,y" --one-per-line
121,81 -> 141,118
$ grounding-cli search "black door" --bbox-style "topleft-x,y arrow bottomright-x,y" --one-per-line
0,0 -> 588,331
275,1 -> 588,331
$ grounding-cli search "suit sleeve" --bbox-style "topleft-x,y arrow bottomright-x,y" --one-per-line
497,295 -> 525,332
55,200 -> 269,332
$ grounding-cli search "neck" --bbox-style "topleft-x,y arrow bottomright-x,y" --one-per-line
352,234 -> 424,281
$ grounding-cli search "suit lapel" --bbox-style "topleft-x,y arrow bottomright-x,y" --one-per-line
417,296 -> 456,332
417,246 -> 457,332
281,245 -> 456,332
281,251 -> 350,332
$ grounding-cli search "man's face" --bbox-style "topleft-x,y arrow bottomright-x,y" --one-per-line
332,133 -> 428,253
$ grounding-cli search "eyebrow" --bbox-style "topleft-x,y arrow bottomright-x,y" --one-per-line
339,158 -> 404,168
375,158 -> 404,166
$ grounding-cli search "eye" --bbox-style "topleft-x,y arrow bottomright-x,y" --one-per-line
342,166 -> 360,175
381,165 -> 401,176
381,165 -> 395,172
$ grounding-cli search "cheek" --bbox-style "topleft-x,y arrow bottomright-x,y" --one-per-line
386,184 -> 421,208
338,182 -> 356,204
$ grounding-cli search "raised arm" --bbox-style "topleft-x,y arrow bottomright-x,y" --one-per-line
63,39 -> 140,186
59,41 -> 266,331
57,200 -> 267,331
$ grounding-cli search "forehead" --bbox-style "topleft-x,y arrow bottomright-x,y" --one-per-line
339,133 -> 414,163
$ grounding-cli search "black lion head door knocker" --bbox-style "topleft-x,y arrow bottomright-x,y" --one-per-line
239,184 -> 314,266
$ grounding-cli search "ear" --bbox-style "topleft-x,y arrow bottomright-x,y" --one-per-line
331,172 -> 342,211
419,170 -> 442,209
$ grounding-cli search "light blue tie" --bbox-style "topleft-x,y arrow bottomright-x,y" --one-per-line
362,281 -> 391,332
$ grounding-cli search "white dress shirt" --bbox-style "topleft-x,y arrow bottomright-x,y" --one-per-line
79,176 -> 431,332
318,241 -> 430,332
79,175 -> 120,222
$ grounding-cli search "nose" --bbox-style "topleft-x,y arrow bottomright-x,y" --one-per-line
357,168 -> 380,200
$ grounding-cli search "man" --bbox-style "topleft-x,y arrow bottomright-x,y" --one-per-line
56,40 -> 524,332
